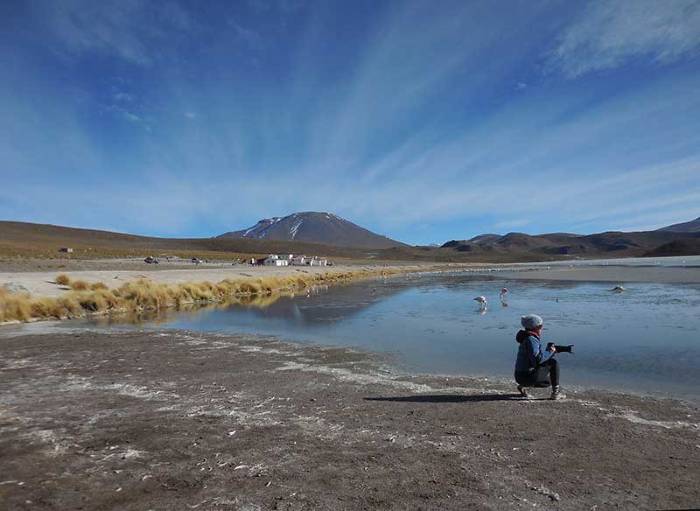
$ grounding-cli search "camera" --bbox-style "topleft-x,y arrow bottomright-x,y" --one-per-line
546,342 -> 574,354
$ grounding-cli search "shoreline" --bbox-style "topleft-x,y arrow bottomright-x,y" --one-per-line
0,263 -> 465,324
1,328 -> 698,509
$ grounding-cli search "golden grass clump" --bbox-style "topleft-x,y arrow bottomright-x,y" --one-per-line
90,282 -> 109,291
55,295 -> 84,318
0,288 -> 32,323
76,289 -> 120,312
29,297 -> 60,318
55,274 -> 71,286
237,281 -> 262,295
70,280 -> 89,291
115,279 -> 173,310
181,282 -> 215,302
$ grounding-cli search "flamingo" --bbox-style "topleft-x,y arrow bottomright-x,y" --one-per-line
499,287 -> 509,307
473,296 -> 488,310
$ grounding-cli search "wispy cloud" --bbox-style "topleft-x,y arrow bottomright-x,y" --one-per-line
103,103 -> 150,130
308,1 -> 554,172
36,0 -> 193,65
113,92 -> 134,102
549,0 -> 700,77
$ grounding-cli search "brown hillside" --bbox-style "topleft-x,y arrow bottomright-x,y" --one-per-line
2,220 -> 699,264
0,221 -> 374,261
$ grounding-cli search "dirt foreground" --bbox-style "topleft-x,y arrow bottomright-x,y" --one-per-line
1,329 -> 698,510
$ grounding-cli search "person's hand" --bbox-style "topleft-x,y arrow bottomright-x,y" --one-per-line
549,345 -> 556,353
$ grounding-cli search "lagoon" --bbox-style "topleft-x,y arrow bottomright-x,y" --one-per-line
156,271 -> 700,402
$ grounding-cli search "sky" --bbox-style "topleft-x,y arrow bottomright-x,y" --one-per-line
1,0 -> 699,245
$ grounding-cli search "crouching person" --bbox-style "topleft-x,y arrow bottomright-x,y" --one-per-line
514,314 -> 564,400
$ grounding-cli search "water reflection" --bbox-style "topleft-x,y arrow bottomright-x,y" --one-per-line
191,279 -> 408,326
87,291 -> 288,327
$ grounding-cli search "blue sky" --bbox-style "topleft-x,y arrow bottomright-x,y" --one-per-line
1,0 -> 699,245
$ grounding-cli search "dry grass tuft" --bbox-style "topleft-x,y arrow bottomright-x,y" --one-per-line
0,288 -> 32,322
70,280 -> 89,291
76,289 -> 120,313
55,274 -> 71,286
1,267 -> 406,324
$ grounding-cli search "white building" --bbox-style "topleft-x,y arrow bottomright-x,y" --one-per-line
308,257 -> 328,267
290,255 -> 308,266
263,254 -> 289,266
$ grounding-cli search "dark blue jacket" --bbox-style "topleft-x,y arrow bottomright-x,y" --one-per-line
514,330 -> 554,373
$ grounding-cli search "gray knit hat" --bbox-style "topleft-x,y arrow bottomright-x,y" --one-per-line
521,314 -> 543,330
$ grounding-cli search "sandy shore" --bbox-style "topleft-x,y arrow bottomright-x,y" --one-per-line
0,257 -> 234,273
0,329 -> 698,510
0,262 -> 455,299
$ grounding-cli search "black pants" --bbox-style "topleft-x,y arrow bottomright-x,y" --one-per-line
515,358 -> 559,388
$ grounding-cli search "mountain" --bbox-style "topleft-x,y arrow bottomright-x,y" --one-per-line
440,229 -> 700,260
657,217 -> 700,233
216,212 -> 405,249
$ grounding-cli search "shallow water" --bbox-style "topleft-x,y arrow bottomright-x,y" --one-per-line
140,272 -> 700,401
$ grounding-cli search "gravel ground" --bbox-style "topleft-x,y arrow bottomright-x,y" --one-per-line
1,330 -> 699,510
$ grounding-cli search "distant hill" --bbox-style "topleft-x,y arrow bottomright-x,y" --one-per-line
643,239 -> 700,257
217,212 -> 405,249
440,229 -> 700,260
657,217 -> 700,233
0,220 -> 380,260
2,218 -> 699,264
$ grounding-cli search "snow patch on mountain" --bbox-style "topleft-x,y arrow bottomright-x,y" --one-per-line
290,219 -> 304,239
